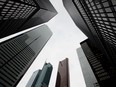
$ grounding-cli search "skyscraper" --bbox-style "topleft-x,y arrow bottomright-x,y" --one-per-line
26,63 -> 53,87
0,0 -> 57,38
77,47 -> 99,87
55,58 -> 70,87
63,0 -> 116,86
78,39 -> 116,87
0,25 -> 52,87
63,0 -> 116,67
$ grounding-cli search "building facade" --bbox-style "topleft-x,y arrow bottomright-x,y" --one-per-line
79,39 -> 116,87
77,47 -> 99,87
55,58 -> 70,87
63,0 -> 116,86
0,0 -> 57,38
26,63 -> 53,87
0,25 -> 52,87
63,0 -> 116,67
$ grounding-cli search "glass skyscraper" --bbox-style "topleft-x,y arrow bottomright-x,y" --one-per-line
63,0 -> 116,86
0,25 -> 52,87
26,63 -> 53,87
0,0 -> 57,38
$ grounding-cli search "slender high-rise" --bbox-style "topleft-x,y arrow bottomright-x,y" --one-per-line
0,25 -> 52,87
55,58 -> 70,87
0,0 -> 57,38
77,47 -> 99,87
77,39 -> 116,87
26,63 -> 53,87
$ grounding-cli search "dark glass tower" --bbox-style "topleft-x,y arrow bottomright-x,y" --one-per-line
63,0 -> 116,67
55,58 -> 70,87
0,25 -> 52,87
63,0 -> 116,86
0,0 -> 57,38
26,63 -> 53,87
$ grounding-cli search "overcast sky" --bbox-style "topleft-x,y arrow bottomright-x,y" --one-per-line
17,0 -> 87,87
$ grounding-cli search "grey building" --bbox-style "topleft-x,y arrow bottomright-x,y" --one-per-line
0,25 -> 52,87
26,63 -> 53,87
77,47 -> 99,87
0,0 -> 57,38
79,39 -> 116,87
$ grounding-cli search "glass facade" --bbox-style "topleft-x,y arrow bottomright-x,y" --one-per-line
0,0 -> 38,38
26,63 -> 53,87
73,0 -> 116,66
0,25 -> 52,87
63,0 -> 116,86
0,0 -> 57,38
80,39 -> 116,87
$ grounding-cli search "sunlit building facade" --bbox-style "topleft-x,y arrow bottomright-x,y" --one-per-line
0,25 -> 52,87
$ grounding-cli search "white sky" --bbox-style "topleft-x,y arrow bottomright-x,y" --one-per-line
16,0 -> 87,87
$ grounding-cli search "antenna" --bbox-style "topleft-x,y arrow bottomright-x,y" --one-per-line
44,58 -> 47,65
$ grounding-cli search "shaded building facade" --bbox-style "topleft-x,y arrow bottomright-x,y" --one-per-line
0,0 -> 57,38
79,39 -> 116,87
63,0 -> 116,67
55,58 -> 70,87
26,63 -> 53,87
77,47 -> 99,87
0,25 -> 52,87
63,0 -> 116,86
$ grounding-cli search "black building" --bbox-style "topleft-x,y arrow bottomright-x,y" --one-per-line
63,0 -> 116,67
63,0 -> 116,86
0,0 -> 57,38
26,63 -> 53,87
0,25 -> 52,87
